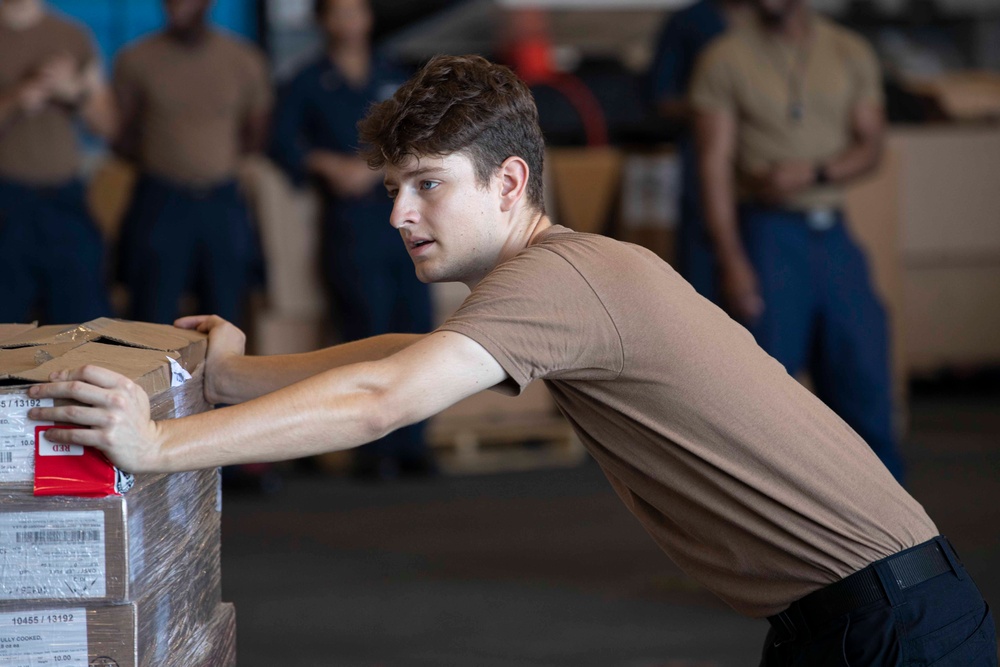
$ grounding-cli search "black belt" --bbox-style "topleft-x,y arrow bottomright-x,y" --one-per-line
767,537 -> 956,646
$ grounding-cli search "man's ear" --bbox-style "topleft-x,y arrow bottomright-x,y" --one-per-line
497,156 -> 530,212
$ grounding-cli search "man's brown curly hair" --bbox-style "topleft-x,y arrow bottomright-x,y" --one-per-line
358,54 -> 546,212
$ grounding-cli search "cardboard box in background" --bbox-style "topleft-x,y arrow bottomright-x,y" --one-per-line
547,147 -> 624,236
617,147 -> 681,263
890,126 -> 1000,372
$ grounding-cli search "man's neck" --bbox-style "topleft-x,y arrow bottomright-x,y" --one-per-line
327,42 -> 371,87
764,3 -> 812,44
167,23 -> 210,46
0,0 -> 45,30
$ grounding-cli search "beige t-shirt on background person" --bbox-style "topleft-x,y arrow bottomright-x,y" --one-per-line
0,13 -> 97,184
113,30 -> 272,187
440,226 -> 936,618
689,13 -> 884,211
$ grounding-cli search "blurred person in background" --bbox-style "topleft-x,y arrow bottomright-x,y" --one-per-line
647,0 -> 749,303
113,0 -> 272,327
0,0 -> 114,324
270,0 -> 435,480
691,0 -> 906,482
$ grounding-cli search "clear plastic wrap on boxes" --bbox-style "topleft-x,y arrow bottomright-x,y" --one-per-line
0,468 -> 221,611
0,320 -> 232,667
0,601 -> 235,667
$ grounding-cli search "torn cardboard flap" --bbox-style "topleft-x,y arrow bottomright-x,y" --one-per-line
11,343 -> 182,397
0,343 -> 84,378
0,323 -> 98,349
81,318 -> 207,371
0,323 -> 38,344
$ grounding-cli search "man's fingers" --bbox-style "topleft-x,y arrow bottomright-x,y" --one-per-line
174,315 -> 212,330
29,378 -> 118,407
32,405 -> 113,428
42,426 -> 106,450
61,365 -> 130,390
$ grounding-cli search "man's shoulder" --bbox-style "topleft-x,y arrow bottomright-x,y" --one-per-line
40,11 -> 92,41
116,33 -> 166,66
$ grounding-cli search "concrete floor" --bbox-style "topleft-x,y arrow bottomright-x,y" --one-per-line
220,393 -> 1000,666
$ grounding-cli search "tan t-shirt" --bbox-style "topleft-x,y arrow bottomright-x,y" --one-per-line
440,226 -> 936,618
690,14 -> 883,210
113,31 -> 272,186
0,13 -> 96,184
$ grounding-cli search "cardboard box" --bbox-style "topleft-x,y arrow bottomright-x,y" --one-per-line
239,156 -> 327,318
0,599 -> 233,667
0,319 -> 208,486
546,147 -> 624,235
0,469 -> 221,610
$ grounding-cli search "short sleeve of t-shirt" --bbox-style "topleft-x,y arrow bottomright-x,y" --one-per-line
688,40 -> 737,114
842,33 -> 884,107
438,244 -> 624,394
239,45 -> 273,117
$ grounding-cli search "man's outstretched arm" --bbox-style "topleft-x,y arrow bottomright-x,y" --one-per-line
27,330 -> 507,474
175,315 -> 426,404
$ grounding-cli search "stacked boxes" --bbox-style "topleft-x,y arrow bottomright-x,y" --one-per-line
0,319 -> 235,667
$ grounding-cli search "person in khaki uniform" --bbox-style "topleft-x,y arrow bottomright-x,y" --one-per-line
113,0 -> 272,326
0,0 -> 114,323
30,55 -> 994,666
691,0 -> 905,484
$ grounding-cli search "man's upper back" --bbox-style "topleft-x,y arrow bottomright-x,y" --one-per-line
441,227 -> 936,617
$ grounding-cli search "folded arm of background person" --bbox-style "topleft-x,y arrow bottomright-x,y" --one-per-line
0,56 -> 115,139
695,100 -> 885,322
28,326 -> 507,474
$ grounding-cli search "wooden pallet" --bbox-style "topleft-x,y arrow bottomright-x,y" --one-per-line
427,413 -> 587,475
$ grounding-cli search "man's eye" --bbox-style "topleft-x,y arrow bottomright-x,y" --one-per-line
420,181 -> 439,191
386,190 -> 398,200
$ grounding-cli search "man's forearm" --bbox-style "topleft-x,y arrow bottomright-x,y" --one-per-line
213,333 -> 425,404
821,136 -> 883,186
700,160 -> 746,266
159,359 -> 396,472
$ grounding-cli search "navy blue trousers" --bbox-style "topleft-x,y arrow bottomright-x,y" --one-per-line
322,199 -> 433,465
739,206 -> 905,482
0,178 -> 111,323
760,537 -> 996,666
118,174 -> 259,326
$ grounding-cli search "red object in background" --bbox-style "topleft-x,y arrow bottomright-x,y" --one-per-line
34,425 -> 129,497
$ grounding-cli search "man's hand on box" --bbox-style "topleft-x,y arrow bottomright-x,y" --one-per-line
174,315 -> 246,405
27,366 -> 163,474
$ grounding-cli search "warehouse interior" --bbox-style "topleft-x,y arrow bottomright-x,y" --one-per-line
1,0 -> 999,664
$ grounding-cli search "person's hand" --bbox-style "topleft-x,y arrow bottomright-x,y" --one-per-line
36,53 -> 85,105
306,150 -> 381,198
749,161 -> 816,205
174,315 -> 246,405
15,77 -> 51,115
720,256 -> 765,324
27,366 -> 163,474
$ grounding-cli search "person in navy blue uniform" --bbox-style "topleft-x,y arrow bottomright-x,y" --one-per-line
647,0 -> 747,303
270,0 -> 435,479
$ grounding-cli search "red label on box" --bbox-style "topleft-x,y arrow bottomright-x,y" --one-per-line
34,425 -> 122,497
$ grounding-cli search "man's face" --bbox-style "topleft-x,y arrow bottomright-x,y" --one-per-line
384,153 -> 506,287
164,0 -> 211,32
319,0 -> 372,45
